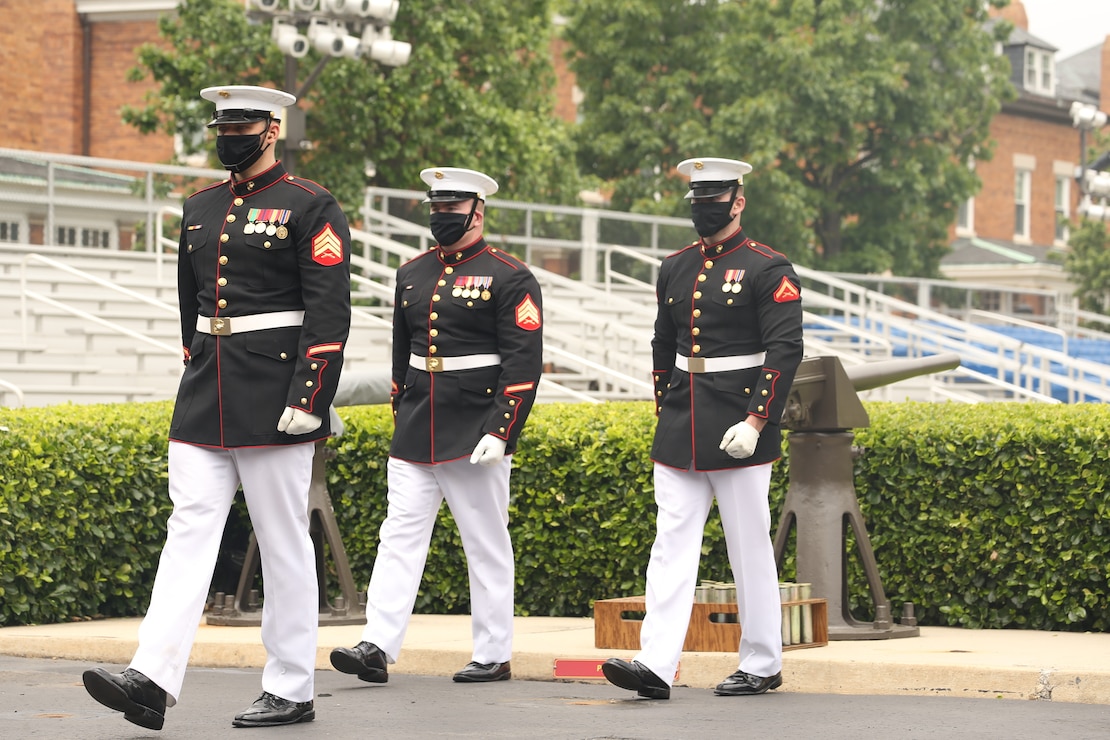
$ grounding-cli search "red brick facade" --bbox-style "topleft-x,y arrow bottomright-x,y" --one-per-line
0,1 -> 1104,256
0,0 -> 171,162
967,3 -> 1110,250
973,111 -> 1079,247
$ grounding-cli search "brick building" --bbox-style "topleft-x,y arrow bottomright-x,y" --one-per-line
1,0 -> 1107,290
0,0 -> 175,161
0,0 -> 178,250
943,2 -> 1110,297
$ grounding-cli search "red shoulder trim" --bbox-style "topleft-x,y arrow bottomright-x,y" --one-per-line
665,242 -> 701,259
746,241 -> 787,259
490,248 -> 524,270
187,179 -> 228,199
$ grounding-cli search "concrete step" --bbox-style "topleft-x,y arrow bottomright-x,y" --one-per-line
2,383 -> 169,408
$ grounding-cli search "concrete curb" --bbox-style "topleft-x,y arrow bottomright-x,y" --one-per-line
2,616 -> 1108,704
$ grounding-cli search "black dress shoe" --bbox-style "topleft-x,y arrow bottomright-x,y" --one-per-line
601,658 -> 670,700
330,641 -> 388,683
452,660 -> 511,682
714,669 -> 783,696
231,691 -> 315,727
82,667 -> 167,730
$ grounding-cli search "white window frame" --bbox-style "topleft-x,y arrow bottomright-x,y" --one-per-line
957,197 -> 975,237
53,221 -> 117,250
1014,169 -> 1032,243
1024,48 -> 1055,96
956,157 -> 976,237
0,212 -> 27,244
1054,175 -> 1070,246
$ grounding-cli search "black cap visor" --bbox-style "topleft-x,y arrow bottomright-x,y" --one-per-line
683,179 -> 739,200
424,190 -> 482,204
207,109 -> 276,128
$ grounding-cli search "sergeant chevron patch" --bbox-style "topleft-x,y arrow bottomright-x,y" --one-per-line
515,294 -> 541,330
311,224 -> 344,266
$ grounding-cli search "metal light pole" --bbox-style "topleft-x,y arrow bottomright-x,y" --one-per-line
246,0 -> 412,173
209,0 -> 413,628
1071,101 -> 1110,221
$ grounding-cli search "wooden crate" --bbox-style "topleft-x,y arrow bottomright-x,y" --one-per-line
593,595 -> 828,652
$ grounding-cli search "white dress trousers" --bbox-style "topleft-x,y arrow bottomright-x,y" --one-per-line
129,441 -> 318,704
635,462 -> 782,686
361,455 -> 515,665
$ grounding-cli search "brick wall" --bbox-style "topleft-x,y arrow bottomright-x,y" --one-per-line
974,111 -> 1077,246
0,0 -> 83,153
0,1 -> 171,162
88,20 -> 173,162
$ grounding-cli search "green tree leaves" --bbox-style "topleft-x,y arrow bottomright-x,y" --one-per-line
563,0 -> 1014,274
123,0 -> 583,213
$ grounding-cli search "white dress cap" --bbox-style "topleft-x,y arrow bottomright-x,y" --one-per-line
676,157 -> 753,199
201,85 -> 297,128
420,167 -> 500,203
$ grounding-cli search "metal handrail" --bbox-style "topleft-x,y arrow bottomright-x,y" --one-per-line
23,290 -> 179,356
538,376 -> 603,404
20,253 -> 177,346
0,378 -> 26,408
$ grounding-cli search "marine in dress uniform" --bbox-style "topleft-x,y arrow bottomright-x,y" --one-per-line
82,85 -> 351,730
603,157 -> 804,700
330,167 -> 543,685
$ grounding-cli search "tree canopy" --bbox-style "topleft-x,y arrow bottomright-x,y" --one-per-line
123,0 -> 583,215
1064,218 -> 1110,315
561,0 -> 1015,275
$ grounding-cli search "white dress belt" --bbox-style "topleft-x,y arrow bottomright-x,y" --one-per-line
675,352 -> 766,374
195,310 -> 305,336
410,353 -> 502,373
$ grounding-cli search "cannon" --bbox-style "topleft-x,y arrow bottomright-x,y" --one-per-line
772,352 -> 961,640
208,370 -> 391,627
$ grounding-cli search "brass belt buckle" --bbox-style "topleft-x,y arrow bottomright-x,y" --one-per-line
686,357 -> 705,373
425,356 -> 442,372
210,317 -> 231,336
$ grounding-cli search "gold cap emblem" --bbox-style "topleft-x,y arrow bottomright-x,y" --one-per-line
434,171 -> 444,179
694,161 -> 704,170
218,90 -> 230,98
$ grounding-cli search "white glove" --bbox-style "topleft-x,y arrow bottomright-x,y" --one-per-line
277,406 -> 322,435
719,421 -> 760,459
470,434 -> 507,466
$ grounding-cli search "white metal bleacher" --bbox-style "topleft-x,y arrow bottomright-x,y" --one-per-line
3,148 -> 1110,407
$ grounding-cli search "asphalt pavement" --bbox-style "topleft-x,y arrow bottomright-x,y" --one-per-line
3,655 -> 1110,740
2,613 -> 1110,738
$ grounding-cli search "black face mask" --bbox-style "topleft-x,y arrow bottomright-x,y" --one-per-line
690,201 -> 735,239
429,212 -> 470,246
216,131 -> 268,173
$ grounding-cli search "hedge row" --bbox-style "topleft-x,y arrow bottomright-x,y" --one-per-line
1,401 -> 1108,631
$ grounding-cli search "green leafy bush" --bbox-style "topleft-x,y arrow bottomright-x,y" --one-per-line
0,402 -> 175,625
2,400 -> 1107,632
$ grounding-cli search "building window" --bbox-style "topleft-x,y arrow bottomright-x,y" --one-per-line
1024,48 -> 1054,95
56,224 -> 115,249
957,197 -> 975,236
0,219 -> 20,243
1055,176 -> 1070,243
1014,170 -> 1031,240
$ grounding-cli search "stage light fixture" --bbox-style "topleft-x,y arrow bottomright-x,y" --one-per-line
272,20 -> 310,58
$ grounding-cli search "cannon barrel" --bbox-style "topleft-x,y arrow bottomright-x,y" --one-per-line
843,351 -> 962,392
782,352 -> 962,432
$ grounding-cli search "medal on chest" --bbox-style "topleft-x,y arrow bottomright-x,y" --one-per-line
722,268 -> 745,294
244,208 -> 291,239
452,275 -> 493,300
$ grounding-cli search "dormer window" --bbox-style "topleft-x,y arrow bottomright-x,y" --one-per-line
1024,48 -> 1054,95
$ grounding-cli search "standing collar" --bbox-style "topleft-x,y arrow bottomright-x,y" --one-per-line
700,227 -> 748,257
436,236 -> 489,265
229,161 -> 288,197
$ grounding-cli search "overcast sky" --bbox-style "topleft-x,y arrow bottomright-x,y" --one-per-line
1017,0 -> 1110,59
